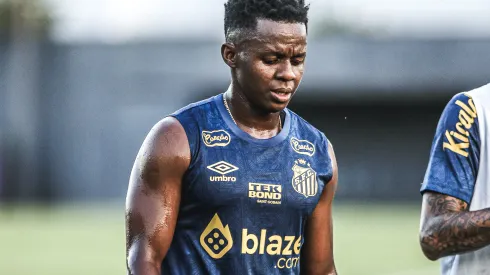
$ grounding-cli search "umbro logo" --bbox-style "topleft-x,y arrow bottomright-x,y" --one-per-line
207,161 -> 238,182
207,161 -> 239,175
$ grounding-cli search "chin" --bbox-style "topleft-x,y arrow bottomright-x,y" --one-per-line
268,101 -> 289,113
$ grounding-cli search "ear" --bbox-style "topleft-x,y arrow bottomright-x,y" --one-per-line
221,42 -> 237,68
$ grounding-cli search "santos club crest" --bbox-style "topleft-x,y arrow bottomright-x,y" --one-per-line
292,159 -> 318,198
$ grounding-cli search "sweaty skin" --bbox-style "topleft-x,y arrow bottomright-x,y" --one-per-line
126,117 -> 190,275
126,19 -> 338,275
221,19 -> 306,139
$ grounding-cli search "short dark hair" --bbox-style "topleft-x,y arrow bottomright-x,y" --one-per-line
224,0 -> 309,42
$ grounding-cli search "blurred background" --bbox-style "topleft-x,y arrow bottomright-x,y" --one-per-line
2,0 -> 490,274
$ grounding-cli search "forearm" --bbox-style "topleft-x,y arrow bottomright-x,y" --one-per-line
300,258 -> 337,275
127,261 -> 160,275
421,208 -> 490,260
300,266 -> 337,275
127,244 -> 162,275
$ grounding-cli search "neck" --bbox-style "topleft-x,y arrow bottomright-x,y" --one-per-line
224,84 -> 283,138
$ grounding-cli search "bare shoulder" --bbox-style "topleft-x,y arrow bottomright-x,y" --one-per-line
315,141 -> 337,205
130,116 -> 191,192
140,117 -> 189,157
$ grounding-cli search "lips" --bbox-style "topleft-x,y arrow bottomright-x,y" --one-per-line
271,88 -> 292,93
270,88 -> 293,103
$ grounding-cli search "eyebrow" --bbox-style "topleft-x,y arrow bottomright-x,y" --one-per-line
260,45 -> 306,54
260,48 -> 307,57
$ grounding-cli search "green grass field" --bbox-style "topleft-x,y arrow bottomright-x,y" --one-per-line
0,202 -> 438,275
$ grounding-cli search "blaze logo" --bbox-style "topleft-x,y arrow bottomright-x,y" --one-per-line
290,137 -> 315,157
443,93 -> 477,157
200,215 -> 303,269
200,214 -> 233,259
202,130 -> 231,147
292,159 -> 318,198
241,229 -> 302,269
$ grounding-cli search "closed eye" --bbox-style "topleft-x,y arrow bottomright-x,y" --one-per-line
291,54 -> 306,66
291,58 -> 305,66
263,56 -> 280,65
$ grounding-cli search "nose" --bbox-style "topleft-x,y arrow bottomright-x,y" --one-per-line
276,60 -> 296,82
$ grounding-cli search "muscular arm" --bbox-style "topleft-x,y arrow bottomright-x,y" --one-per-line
419,192 -> 490,261
125,117 -> 190,275
301,144 -> 338,275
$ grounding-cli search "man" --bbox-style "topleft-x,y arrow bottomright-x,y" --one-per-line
419,83 -> 490,274
126,0 -> 338,274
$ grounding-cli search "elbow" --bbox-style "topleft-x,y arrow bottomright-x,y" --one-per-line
126,244 -> 162,275
419,229 -> 442,261
126,256 -> 161,275
420,246 -> 441,261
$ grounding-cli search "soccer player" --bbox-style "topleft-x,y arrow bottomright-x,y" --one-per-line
125,0 -> 338,274
419,83 -> 490,274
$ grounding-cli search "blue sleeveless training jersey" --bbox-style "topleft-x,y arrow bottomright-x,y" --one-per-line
162,93 -> 334,275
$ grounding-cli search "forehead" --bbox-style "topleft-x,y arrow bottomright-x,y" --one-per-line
243,19 -> 307,52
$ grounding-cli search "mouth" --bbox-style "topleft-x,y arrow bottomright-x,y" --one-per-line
270,88 -> 293,103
